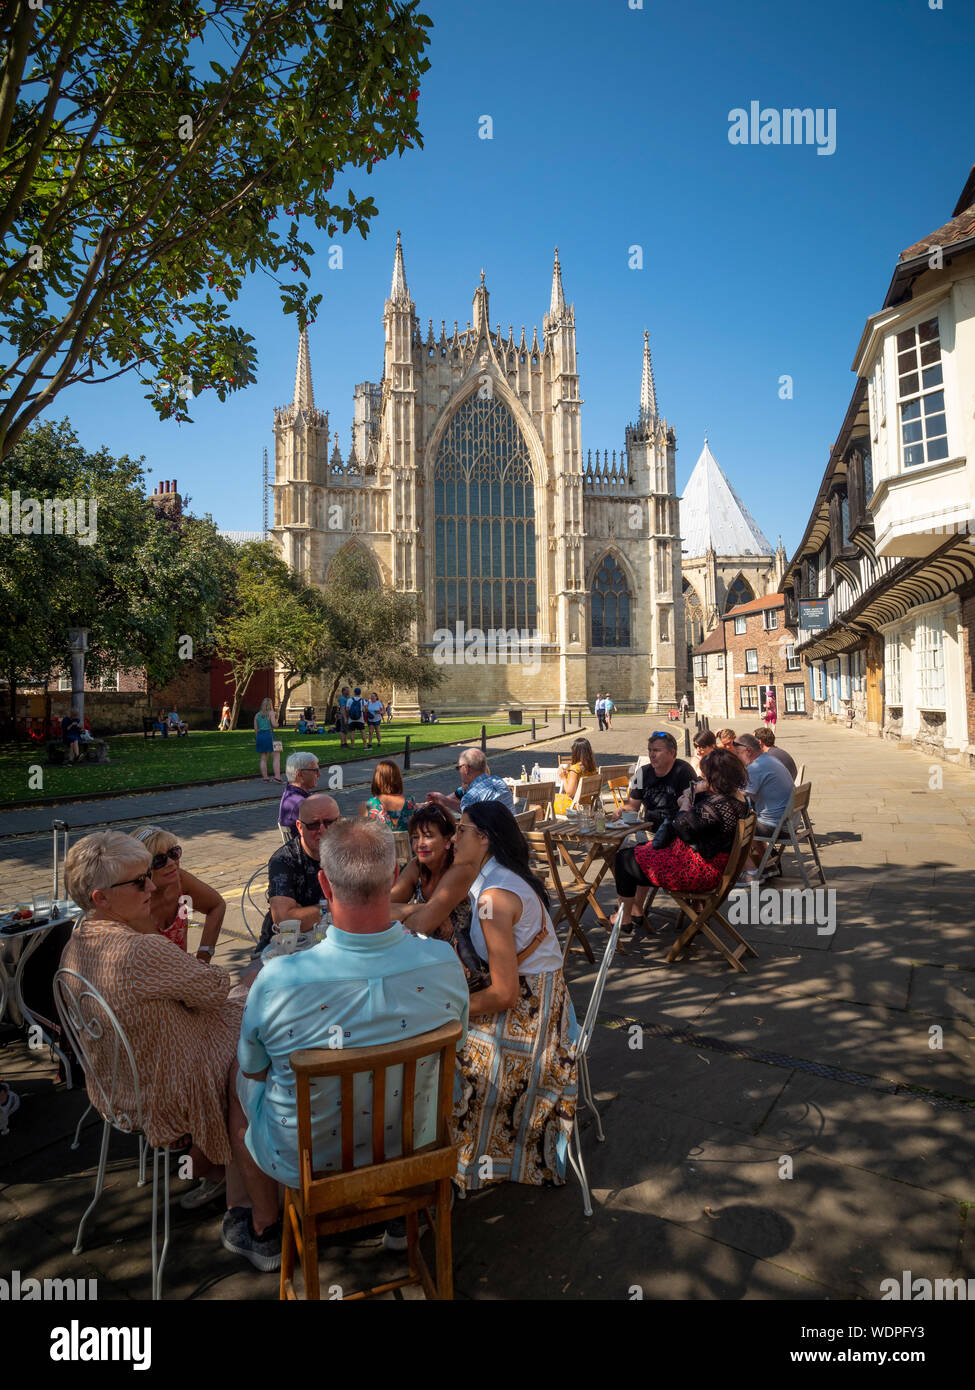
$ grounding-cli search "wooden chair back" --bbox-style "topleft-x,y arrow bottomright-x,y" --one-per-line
513,781 -> 555,818
574,773 -> 603,812
606,777 -> 631,811
792,782 -> 810,815
392,831 -> 413,866
597,763 -> 631,783
513,809 -> 538,831
794,763 -> 806,785
290,1020 -> 461,1204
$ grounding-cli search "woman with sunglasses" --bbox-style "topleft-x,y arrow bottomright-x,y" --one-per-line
131,826 -> 226,964
448,802 -> 578,1191
390,803 -> 475,947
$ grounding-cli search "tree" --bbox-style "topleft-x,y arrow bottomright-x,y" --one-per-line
0,418 -> 234,724
315,548 -> 443,711
0,0 -> 432,458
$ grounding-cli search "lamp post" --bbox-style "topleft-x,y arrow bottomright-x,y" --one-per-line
67,628 -> 89,725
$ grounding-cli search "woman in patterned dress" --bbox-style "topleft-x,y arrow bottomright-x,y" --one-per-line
130,825 -> 225,961
613,748 -> 749,927
390,803 -> 475,948
448,802 -> 578,1190
360,759 -> 418,830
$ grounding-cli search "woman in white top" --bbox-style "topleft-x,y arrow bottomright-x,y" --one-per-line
449,802 -> 578,1190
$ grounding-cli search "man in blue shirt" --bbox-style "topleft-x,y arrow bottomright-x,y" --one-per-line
734,733 -> 795,876
426,748 -> 514,816
232,820 -> 469,1261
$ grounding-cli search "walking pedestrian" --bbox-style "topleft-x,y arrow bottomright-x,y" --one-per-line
254,697 -> 282,782
595,693 -> 607,732
679,693 -> 689,721
604,694 -> 615,729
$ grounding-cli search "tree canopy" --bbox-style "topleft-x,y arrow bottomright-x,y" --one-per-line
0,0 -> 432,458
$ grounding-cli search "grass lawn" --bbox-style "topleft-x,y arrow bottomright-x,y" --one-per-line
0,721 -> 528,804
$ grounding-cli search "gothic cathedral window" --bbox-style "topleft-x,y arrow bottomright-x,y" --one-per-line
725,574 -> 755,611
591,555 -> 631,648
433,394 -> 537,631
683,579 -> 703,675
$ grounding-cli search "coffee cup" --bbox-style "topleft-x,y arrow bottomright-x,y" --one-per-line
275,919 -> 301,953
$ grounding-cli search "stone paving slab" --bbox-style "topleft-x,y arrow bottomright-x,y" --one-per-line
754,1070 -> 975,1204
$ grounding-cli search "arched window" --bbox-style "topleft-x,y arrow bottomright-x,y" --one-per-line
683,579 -> 703,674
591,555 -> 631,648
725,574 -> 755,611
433,393 -> 537,631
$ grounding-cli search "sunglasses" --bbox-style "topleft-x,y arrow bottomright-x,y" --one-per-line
649,733 -> 670,742
300,816 -> 339,831
111,872 -> 153,892
149,846 -> 182,871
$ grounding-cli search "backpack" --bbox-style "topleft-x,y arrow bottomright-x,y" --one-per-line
348,697 -> 363,721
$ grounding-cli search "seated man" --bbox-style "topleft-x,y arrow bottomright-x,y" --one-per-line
426,748 -> 514,816
278,751 -> 321,835
734,733 -> 796,877
625,731 -> 697,829
257,793 -> 340,952
167,708 -> 188,736
753,726 -> 798,781
237,819 -> 468,1204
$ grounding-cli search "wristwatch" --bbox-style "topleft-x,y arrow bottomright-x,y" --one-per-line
197,945 -> 215,957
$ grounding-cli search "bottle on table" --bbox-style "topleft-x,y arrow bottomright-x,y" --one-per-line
521,764 -> 528,781
313,899 -> 330,943
531,762 -> 540,782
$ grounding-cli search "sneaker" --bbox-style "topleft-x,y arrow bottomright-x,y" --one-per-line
382,1213 -> 428,1252
179,1175 -> 226,1210
221,1206 -> 282,1272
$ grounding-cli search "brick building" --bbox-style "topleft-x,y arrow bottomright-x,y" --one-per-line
691,593 -> 805,723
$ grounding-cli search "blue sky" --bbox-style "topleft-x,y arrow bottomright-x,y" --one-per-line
48,0 -> 975,555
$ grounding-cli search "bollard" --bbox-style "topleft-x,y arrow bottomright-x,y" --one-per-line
481,724 -> 487,753
403,734 -> 411,770
531,717 -> 536,741
544,707 -> 547,723
695,714 -> 700,730
578,709 -> 582,728
683,726 -> 691,757
561,713 -> 566,734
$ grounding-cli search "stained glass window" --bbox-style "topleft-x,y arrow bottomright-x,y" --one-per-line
433,394 -> 537,630
591,555 -> 631,648
725,574 -> 755,611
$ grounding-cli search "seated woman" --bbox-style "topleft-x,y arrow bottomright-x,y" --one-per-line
613,747 -> 749,929
360,758 -> 418,830
692,728 -> 716,772
553,736 -> 598,817
130,825 -> 225,962
390,803 -> 474,946
716,727 -> 737,751
449,802 -> 578,1190
60,832 -> 280,1258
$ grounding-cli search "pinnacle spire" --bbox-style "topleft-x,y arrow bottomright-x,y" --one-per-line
549,246 -> 565,319
390,229 -> 409,302
639,329 -> 657,422
293,327 -> 314,410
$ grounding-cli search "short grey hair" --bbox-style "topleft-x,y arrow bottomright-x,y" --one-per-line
65,831 -> 151,913
319,819 -> 396,906
459,748 -> 487,774
286,750 -> 319,783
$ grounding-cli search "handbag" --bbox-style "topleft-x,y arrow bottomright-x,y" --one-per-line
651,818 -> 677,850
272,740 -> 283,752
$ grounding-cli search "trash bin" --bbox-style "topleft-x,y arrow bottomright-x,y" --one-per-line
508,708 -> 522,725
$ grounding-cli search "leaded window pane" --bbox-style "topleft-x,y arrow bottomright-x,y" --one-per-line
591,556 -> 631,648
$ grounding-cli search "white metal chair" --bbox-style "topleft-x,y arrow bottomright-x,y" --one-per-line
566,904 -> 623,1217
54,969 -> 174,1300
241,864 -> 270,942
277,822 -> 293,845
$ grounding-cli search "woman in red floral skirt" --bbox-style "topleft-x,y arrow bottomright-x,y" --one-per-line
613,748 -> 749,928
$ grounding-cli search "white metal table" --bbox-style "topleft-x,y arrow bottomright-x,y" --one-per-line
0,903 -> 80,1083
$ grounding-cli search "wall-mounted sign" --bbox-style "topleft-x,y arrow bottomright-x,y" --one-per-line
798,599 -> 830,632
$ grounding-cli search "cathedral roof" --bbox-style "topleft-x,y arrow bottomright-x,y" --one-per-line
680,440 -> 773,559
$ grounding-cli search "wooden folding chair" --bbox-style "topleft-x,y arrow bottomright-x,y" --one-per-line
788,783 -> 826,884
392,831 -> 413,868
794,763 -> 805,785
281,1020 -> 462,1301
605,777 -> 631,812
665,812 -> 759,973
754,786 -> 824,889
512,781 -> 555,822
573,773 -> 603,813
523,828 -> 596,963
513,809 -> 538,831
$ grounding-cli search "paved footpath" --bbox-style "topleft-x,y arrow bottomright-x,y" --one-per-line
2,716 -> 974,1301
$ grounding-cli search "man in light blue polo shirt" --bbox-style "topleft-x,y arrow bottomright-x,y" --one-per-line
232,820 -> 468,1252
734,733 -> 795,877
426,748 -> 514,816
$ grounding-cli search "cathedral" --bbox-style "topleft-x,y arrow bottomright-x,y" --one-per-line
271,235 -> 685,716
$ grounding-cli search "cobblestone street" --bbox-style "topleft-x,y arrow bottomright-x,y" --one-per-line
2,716 -> 974,1301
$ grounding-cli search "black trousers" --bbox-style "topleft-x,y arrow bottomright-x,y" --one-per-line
614,846 -> 653,899
597,711 -> 607,731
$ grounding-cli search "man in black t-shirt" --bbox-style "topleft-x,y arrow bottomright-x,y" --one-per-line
626,731 -> 698,828
256,793 -> 340,951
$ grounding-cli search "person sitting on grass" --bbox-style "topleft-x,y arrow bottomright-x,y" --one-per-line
130,826 -> 226,963
614,748 -> 749,930
278,752 -> 321,835
361,758 -> 418,830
